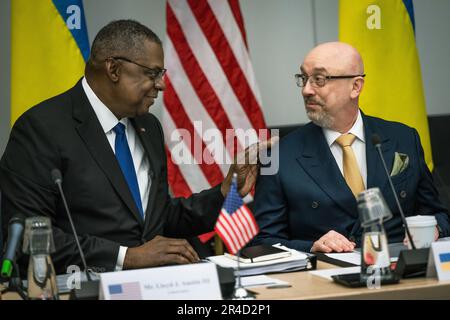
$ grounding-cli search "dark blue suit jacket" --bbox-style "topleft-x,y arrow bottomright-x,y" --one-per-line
252,113 -> 449,252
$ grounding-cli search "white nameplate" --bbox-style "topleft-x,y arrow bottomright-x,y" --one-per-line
426,241 -> 450,281
99,262 -> 222,300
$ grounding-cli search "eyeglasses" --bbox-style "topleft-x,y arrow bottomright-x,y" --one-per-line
294,73 -> 365,88
109,56 -> 167,81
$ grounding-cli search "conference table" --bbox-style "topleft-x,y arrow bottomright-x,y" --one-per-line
2,260 -> 449,300
250,261 -> 450,299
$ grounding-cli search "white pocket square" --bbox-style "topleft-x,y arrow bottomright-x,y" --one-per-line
390,152 -> 409,177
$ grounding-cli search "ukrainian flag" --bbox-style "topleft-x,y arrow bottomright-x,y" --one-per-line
339,0 -> 433,170
439,253 -> 450,272
11,0 -> 89,125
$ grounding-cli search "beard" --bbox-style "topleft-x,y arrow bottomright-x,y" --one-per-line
304,100 -> 334,129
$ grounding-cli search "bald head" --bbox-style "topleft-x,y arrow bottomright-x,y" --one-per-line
302,42 -> 364,75
299,42 -> 365,133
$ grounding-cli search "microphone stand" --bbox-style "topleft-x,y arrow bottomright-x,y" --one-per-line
2,262 -> 28,300
54,180 -> 92,282
374,143 -> 416,249
52,170 -> 99,299
372,136 -> 430,278
231,249 -> 254,300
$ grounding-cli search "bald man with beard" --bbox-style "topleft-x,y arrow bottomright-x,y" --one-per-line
251,42 -> 449,253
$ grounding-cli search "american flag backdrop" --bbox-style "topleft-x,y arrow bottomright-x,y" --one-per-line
215,176 -> 259,254
162,0 -> 267,202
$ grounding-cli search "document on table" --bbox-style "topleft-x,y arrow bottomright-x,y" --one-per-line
207,244 -> 313,276
309,266 -> 361,280
241,275 -> 289,288
325,252 -> 361,265
324,252 -> 398,266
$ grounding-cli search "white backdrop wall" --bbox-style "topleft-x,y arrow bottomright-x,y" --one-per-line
1,0 -> 449,156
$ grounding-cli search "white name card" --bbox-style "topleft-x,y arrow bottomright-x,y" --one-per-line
99,262 -> 222,300
426,241 -> 450,281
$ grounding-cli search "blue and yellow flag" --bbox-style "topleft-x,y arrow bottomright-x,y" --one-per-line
339,0 -> 433,169
11,0 -> 89,125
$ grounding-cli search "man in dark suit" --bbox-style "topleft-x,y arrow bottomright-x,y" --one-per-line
252,42 -> 449,253
0,20 -> 265,274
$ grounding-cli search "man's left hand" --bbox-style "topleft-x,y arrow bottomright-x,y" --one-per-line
221,136 -> 279,197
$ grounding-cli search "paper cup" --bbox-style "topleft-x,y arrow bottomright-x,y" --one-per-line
405,215 -> 437,249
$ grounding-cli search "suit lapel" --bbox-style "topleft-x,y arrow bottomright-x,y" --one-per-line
363,114 -> 394,191
71,81 -> 144,225
296,124 -> 357,217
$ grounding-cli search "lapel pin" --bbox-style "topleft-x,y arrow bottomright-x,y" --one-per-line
140,128 -> 146,133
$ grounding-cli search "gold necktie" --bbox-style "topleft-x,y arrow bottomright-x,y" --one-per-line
335,133 -> 365,197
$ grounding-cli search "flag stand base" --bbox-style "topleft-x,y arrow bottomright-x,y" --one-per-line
231,286 -> 255,300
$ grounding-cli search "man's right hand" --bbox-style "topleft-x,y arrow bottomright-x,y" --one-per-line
311,230 -> 356,253
123,235 -> 200,269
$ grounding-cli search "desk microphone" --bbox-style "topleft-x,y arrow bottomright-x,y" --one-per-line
1,216 -> 25,278
51,169 -> 91,280
51,169 -> 99,299
1,215 -> 28,299
371,134 -> 429,278
371,134 -> 416,249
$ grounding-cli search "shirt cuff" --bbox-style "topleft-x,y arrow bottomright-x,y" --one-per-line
115,246 -> 128,271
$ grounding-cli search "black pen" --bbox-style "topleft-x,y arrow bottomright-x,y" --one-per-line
266,284 -> 292,289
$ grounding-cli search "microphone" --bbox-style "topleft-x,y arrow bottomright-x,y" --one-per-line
371,134 -> 429,278
51,169 -> 99,299
371,134 -> 416,249
51,169 -> 91,280
1,216 -> 25,278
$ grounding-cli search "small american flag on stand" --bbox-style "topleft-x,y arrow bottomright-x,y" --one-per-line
214,175 -> 259,254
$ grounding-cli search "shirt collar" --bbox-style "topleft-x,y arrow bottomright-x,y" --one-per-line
323,109 -> 365,147
82,77 -> 128,133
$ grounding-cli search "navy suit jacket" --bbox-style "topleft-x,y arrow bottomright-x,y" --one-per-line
252,113 -> 450,252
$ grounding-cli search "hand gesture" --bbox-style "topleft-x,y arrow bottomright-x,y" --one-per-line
221,136 -> 279,197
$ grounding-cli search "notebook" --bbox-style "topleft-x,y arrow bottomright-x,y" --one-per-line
208,244 -> 316,277
224,245 -> 291,263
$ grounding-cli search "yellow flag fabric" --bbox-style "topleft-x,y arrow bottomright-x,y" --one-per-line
339,0 -> 433,170
11,0 -> 89,125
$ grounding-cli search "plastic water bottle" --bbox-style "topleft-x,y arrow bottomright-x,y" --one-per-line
357,188 -> 393,281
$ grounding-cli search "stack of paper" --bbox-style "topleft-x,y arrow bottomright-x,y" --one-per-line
207,244 -> 314,276
240,275 -> 290,288
309,266 -> 361,280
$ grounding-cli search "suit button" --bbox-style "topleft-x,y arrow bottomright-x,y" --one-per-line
311,201 -> 319,209
400,190 -> 407,198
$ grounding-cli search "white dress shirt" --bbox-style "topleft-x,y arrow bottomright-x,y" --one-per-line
322,110 -> 367,187
82,77 -> 151,271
